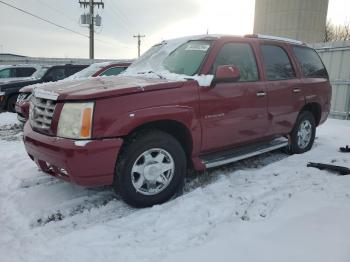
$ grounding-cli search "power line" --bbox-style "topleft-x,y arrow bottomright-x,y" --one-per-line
35,0 -> 78,24
0,0 -> 88,38
0,0 -> 132,55
104,0 -> 131,32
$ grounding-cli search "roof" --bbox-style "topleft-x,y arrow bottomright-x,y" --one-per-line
159,34 -> 306,47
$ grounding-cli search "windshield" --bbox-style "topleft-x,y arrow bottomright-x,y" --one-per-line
123,36 -> 212,78
163,41 -> 211,76
33,67 -> 49,79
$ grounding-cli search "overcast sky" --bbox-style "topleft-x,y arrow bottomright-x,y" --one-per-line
0,0 -> 349,59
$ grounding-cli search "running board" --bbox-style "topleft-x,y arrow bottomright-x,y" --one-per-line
201,138 -> 289,168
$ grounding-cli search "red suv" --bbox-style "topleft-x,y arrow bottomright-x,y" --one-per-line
23,35 -> 331,207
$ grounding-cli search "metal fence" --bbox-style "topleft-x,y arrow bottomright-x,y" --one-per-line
313,41 -> 350,119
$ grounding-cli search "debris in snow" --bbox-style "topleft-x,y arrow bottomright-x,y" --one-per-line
340,145 -> 350,152
307,162 -> 350,175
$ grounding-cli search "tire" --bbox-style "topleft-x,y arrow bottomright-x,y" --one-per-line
114,130 -> 187,207
288,111 -> 316,154
7,95 -> 18,113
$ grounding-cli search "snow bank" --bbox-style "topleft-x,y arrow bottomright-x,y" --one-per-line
1,119 -> 350,262
0,112 -> 19,126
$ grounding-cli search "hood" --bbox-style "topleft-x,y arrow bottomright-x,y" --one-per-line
34,76 -> 185,101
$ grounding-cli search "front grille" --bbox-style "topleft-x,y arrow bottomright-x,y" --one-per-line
30,96 -> 56,129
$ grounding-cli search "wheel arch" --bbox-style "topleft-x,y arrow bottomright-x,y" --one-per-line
122,119 -> 194,167
300,102 -> 322,126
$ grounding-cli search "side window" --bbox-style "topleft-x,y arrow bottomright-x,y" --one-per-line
0,68 -> 12,78
15,67 -> 36,77
261,45 -> 295,80
65,66 -> 86,77
100,67 -> 127,76
45,68 -> 66,81
293,47 -> 328,78
212,43 -> 259,82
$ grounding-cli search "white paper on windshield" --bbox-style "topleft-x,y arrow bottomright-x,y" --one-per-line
185,43 -> 210,51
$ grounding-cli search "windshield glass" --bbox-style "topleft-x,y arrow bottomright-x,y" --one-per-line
123,36 -> 212,78
33,67 -> 49,79
163,41 -> 211,76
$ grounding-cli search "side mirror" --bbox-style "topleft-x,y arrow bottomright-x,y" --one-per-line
214,65 -> 240,84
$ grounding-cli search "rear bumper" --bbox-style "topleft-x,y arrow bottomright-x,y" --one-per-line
23,123 -> 124,187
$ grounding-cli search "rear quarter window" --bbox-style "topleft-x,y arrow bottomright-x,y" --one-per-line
261,45 -> 296,81
293,46 -> 328,78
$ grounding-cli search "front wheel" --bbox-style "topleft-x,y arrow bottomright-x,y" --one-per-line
114,130 -> 187,207
288,111 -> 316,154
7,95 -> 18,113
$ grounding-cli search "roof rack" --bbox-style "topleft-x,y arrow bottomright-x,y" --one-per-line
244,34 -> 305,45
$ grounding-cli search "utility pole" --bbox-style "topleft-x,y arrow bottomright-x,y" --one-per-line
79,0 -> 104,59
133,34 -> 145,58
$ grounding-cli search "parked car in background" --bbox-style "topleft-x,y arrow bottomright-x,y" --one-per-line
23,34 -> 331,207
0,64 -> 88,112
0,64 -> 47,84
67,61 -> 132,79
15,61 -> 131,122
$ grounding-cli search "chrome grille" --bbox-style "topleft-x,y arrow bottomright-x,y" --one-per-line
30,96 -> 56,130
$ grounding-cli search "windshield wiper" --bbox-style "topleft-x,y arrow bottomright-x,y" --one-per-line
138,71 -> 166,80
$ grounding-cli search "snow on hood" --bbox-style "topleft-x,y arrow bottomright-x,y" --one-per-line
32,75 -> 185,100
122,35 -> 218,87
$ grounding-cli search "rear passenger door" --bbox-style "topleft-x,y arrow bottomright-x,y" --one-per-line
199,42 -> 269,152
260,44 -> 304,135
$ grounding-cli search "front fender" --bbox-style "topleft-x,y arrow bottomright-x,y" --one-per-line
93,104 -> 202,154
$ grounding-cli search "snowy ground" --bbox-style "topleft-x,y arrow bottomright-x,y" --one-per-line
0,113 -> 350,262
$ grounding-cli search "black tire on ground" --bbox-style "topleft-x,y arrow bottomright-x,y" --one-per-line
288,111 -> 316,154
6,95 -> 18,113
114,130 -> 187,207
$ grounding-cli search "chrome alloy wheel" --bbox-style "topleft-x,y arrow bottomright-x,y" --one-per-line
297,119 -> 312,149
131,148 -> 175,196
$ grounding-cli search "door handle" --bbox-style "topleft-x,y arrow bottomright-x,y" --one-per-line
293,88 -> 301,93
256,91 -> 267,97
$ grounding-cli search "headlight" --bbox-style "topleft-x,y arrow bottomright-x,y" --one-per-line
57,102 -> 94,139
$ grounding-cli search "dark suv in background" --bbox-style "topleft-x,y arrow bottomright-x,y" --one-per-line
0,64 -> 88,112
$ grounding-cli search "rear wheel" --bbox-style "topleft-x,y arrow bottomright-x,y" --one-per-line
288,111 -> 316,154
114,130 -> 186,207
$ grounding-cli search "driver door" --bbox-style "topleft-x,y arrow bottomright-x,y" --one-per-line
199,42 -> 269,152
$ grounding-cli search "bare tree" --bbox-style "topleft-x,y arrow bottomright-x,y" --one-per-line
324,20 -> 350,42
